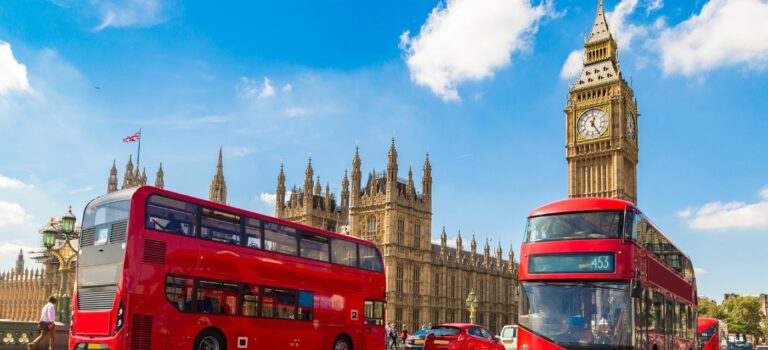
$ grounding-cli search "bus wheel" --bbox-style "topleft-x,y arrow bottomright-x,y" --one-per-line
194,329 -> 226,350
333,336 -> 352,350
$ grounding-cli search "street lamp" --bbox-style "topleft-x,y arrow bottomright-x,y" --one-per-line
39,206 -> 79,325
465,289 -> 478,325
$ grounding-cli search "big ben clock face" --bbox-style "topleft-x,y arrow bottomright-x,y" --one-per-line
627,111 -> 636,140
577,109 -> 608,139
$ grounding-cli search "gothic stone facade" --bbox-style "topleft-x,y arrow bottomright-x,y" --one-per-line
276,141 -> 518,333
566,0 -> 639,204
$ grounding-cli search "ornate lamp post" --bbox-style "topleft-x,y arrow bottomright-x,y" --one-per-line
41,206 -> 79,324
465,289 -> 478,324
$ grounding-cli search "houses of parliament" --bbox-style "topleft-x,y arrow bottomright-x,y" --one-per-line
1,0 -> 638,336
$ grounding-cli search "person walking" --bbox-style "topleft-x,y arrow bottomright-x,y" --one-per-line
399,327 -> 408,350
28,296 -> 57,350
386,322 -> 398,350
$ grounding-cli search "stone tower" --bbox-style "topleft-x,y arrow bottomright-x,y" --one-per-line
14,250 -> 24,274
122,155 -> 135,189
565,0 -> 639,204
155,162 -> 165,189
209,146 -> 227,204
276,158 -> 339,232
108,160 -> 118,193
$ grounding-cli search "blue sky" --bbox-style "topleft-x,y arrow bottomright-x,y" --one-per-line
1,0 -> 767,302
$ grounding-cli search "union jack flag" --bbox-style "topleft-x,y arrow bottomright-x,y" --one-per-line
122,131 -> 141,142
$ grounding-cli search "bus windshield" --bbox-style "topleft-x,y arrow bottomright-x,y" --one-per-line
698,323 -> 717,350
519,281 -> 631,348
78,199 -> 131,288
526,211 -> 622,242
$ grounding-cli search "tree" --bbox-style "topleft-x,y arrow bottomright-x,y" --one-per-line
721,296 -> 763,340
699,297 -> 725,319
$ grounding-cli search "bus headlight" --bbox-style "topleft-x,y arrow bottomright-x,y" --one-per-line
114,300 -> 125,335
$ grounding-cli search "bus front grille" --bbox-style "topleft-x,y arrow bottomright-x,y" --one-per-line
77,286 -> 117,310
130,314 -> 153,350
110,220 -> 127,243
81,228 -> 95,247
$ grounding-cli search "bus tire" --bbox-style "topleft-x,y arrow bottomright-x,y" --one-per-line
333,335 -> 352,350
194,328 -> 226,350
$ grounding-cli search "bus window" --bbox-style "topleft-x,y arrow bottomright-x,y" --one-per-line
165,275 -> 194,312
241,285 -> 260,317
146,195 -> 198,236
298,291 -> 314,320
197,280 -> 239,316
244,218 -> 262,249
332,238 -> 358,267
526,211 -> 622,242
364,300 -> 385,325
359,244 -> 383,272
264,222 -> 298,255
262,288 -> 297,319
300,232 -> 330,262
201,208 -> 241,245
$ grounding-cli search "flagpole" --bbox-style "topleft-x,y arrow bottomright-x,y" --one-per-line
136,128 -> 142,168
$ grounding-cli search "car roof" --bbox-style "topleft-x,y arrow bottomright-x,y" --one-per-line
434,323 -> 479,329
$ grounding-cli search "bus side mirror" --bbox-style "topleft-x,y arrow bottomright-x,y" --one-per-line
631,280 -> 642,298
515,285 -> 520,296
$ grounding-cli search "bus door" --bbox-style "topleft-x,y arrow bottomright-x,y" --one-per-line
664,298 -> 674,350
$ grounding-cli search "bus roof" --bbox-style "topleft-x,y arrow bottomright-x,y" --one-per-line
528,197 -> 635,217
131,185 -> 377,247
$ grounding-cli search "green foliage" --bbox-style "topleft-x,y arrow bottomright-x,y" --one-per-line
720,296 -> 763,338
699,297 -> 725,319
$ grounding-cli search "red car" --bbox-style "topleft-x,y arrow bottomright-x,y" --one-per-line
424,323 -> 504,350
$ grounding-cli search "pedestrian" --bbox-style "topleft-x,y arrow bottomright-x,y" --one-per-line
386,322 -> 398,350
28,296 -> 57,350
400,327 -> 408,349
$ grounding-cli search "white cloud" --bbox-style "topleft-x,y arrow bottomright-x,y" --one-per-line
676,207 -> 693,219
93,0 -> 167,31
0,201 -> 33,227
658,0 -> 768,76
0,174 -> 32,189
237,77 -> 277,100
0,41 -> 31,95
0,242 -> 40,257
680,187 -> 768,230
694,267 -> 707,275
284,106 -> 308,118
646,0 -> 664,15
560,49 -> 583,80
259,192 -> 277,206
400,0 -> 555,101
282,84 -> 293,93
606,0 -> 649,50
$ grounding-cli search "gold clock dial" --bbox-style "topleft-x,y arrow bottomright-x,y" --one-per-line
627,110 -> 636,140
577,109 -> 608,139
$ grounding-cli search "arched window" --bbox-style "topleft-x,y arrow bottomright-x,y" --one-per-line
367,216 -> 378,238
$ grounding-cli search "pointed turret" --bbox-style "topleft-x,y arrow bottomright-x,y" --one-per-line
456,231 -> 464,262
407,166 -> 415,196
15,249 -> 24,274
276,163 -> 286,217
340,170 -> 350,226
440,226 -> 447,259
586,0 -> 611,44
304,156 -> 314,198
208,146 -> 227,204
470,234 -> 477,255
314,176 -> 322,196
508,245 -> 516,272
141,167 -> 147,185
422,153 -> 432,200
154,162 -> 164,189
483,238 -> 491,268
351,146 -> 362,205
122,155 -> 134,189
108,160 -> 118,193
386,138 -> 398,199
496,242 -> 503,270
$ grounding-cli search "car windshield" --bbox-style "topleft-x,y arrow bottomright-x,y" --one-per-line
526,211 -> 622,242
431,326 -> 461,336
501,327 -> 516,338
519,281 -> 631,348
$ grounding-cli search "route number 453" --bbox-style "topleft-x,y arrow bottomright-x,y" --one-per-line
590,256 -> 612,270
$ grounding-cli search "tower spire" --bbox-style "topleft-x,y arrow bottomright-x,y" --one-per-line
154,162 -> 164,189
587,0 -> 612,44
276,162 -> 286,217
108,159 -> 118,193
122,155 -> 134,189
209,146 -> 227,204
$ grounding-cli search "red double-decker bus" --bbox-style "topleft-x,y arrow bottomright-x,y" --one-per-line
697,318 -> 727,350
70,186 -> 386,350
517,198 -> 697,350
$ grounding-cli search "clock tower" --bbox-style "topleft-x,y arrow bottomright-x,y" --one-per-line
566,0 -> 638,204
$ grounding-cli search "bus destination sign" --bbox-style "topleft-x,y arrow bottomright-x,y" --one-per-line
529,252 -> 615,274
